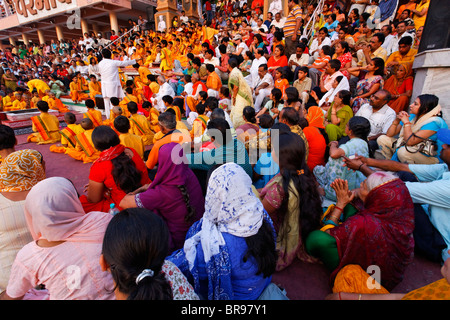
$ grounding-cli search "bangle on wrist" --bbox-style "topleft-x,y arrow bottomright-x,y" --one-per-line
334,205 -> 343,212
358,163 -> 365,171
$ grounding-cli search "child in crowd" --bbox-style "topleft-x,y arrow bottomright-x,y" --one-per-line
114,115 -> 145,159
83,98 -> 103,127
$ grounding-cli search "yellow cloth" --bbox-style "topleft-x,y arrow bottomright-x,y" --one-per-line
413,1 -> 429,30
147,107 -> 160,133
27,112 -> 61,144
84,108 -> 103,127
402,278 -> 450,300
65,129 -> 100,163
48,98 -> 70,113
119,133 -> 145,159
27,79 -> 50,96
129,114 -> 154,145
69,81 -> 88,102
206,71 -> 222,92
386,49 -> 418,66
88,81 -> 102,100
149,82 -> 160,94
332,264 -> 390,294
138,66 -> 151,85
0,149 -> 45,192
60,123 -> 85,147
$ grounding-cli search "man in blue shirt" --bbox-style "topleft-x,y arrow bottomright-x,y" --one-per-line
343,128 -> 450,264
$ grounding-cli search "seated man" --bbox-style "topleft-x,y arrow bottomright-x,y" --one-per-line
252,64 -> 274,112
150,75 -> 175,112
47,91 -> 70,113
65,118 -> 101,163
385,36 -> 417,74
83,98 -> 103,127
88,74 -> 102,101
27,100 -> 61,145
127,101 -> 154,146
69,76 -> 89,104
184,72 -> 207,115
205,63 -> 222,99
50,112 -> 85,153
114,115 -> 145,159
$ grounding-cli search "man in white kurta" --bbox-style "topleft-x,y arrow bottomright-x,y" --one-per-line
98,49 -> 137,119
150,75 -> 175,112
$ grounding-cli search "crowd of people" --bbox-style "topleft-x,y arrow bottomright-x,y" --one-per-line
0,0 -> 450,301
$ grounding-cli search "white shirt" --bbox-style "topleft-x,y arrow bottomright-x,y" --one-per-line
270,18 -> 286,29
97,58 -> 136,98
386,32 -> 415,57
151,82 -> 175,112
248,56 -> 268,88
236,42 -> 249,56
204,57 -> 220,67
288,53 -> 309,72
253,72 -> 274,91
355,103 -> 397,138
309,37 -> 332,55
180,15 -> 189,23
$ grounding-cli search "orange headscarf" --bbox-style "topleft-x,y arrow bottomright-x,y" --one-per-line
306,106 -> 325,129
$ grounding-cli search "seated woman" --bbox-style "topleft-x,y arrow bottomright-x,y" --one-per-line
167,163 -> 278,300
306,172 -> 415,292
100,208 -> 200,300
348,57 -> 385,114
324,90 -> 354,142
256,88 -> 284,122
236,106 -> 260,143
383,63 -> 414,114
377,94 -> 448,164
298,117 -> 327,172
79,125 -> 151,213
267,44 -> 288,78
314,116 -> 371,202
259,132 -> 323,271
0,127 -> 46,293
1,177 -> 115,300
119,142 -> 205,252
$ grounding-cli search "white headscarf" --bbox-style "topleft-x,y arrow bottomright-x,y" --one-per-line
183,163 -> 264,269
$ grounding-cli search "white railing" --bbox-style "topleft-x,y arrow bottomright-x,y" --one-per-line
301,0 -> 325,41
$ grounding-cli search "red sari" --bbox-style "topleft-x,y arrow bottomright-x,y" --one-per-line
80,145 -> 151,213
329,178 -> 415,291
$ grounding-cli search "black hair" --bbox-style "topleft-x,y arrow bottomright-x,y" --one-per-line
127,101 -> 138,114
337,89 -> 352,106
280,106 -> 299,125
416,94 -> 441,120
207,118 -> 231,146
101,208 -> 173,300
91,125 -> 142,193
243,106 -> 257,124
85,99 -> 95,109
328,59 -> 341,71
284,87 -> 300,105
272,132 -> 323,243
258,114 -> 274,129
110,97 -> 120,106
271,88 -> 284,106
196,103 -> 206,115
371,57 -> 385,76
347,116 -> 372,157
64,112 -> 76,124
114,115 -> 131,133
36,100 -> 49,112
162,95 -> 173,105
205,63 -> 215,73
0,124 -> 16,149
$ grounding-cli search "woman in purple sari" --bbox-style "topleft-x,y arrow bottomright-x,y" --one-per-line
120,142 -> 205,252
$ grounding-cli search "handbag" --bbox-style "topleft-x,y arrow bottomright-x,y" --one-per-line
395,133 -> 438,157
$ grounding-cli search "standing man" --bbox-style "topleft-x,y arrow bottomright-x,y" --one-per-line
98,48 -> 138,119
283,0 -> 303,57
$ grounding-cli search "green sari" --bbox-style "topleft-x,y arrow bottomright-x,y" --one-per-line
325,104 -> 353,141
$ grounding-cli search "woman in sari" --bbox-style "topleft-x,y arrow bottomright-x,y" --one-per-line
332,41 -> 352,79
383,63 -> 414,114
228,58 -> 254,129
377,94 -> 448,164
79,125 -> 151,213
259,132 -> 323,271
306,172 -> 415,292
325,90 -> 354,142
168,163 -> 278,300
119,142 -> 204,252
160,40 -> 174,72
0,137 -> 46,293
2,177 -> 115,300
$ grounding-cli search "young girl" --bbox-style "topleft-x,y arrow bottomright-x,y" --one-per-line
274,67 -> 289,98
313,116 -> 371,202
257,88 -> 284,121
